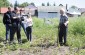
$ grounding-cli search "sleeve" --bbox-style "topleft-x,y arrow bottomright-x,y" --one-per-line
3,13 -> 6,24
63,15 -> 68,24
21,16 -> 24,21
65,15 -> 68,21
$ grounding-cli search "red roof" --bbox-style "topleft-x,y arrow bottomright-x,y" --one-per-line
0,7 -> 8,13
0,7 -> 25,14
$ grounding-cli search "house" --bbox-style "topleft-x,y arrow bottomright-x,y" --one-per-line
24,5 -> 37,15
78,8 -> 85,13
0,7 -> 23,14
78,8 -> 85,16
0,7 -> 8,14
67,7 -> 81,17
37,6 -> 66,18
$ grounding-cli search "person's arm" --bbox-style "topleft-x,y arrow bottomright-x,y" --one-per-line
64,21 -> 69,26
12,16 -> 20,19
3,13 -> 6,25
31,18 -> 33,27
58,16 -> 61,28
64,16 -> 69,26
12,16 -> 17,19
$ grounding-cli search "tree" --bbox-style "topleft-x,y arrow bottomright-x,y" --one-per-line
71,6 -> 78,9
53,2 -> 56,6
19,2 -> 29,7
42,3 -> 45,6
9,3 -> 13,7
14,0 -> 19,7
59,4 -> 63,6
47,2 -> 50,6
0,0 -> 10,7
30,2 -> 35,6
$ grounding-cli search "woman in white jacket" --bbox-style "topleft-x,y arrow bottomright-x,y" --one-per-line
24,13 -> 33,42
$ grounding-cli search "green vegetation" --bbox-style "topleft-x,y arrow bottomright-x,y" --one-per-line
0,0 -> 11,7
0,15 -> 85,55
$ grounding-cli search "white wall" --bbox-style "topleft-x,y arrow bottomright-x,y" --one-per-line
38,12 -> 60,18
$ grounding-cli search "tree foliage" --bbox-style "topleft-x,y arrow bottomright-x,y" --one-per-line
19,2 -> 29,7
42,3 -> 45,6
71,6 -> 78,9
59,4 -> 63,6
30,2 -> 35,6
0,0 -> 10,7
14,0 -> 19,7
53,2 -> 56,6
47,2 -> 50,6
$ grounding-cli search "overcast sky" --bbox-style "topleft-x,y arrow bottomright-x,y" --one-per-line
8,0 -> 84,8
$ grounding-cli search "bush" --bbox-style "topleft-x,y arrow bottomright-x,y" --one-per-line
71,17 -> 85,35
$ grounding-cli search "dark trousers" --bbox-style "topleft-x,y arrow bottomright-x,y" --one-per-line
26,26 -> 32,41
10,25 -> 21,42
5,24 -> 11,40
59,24 -> 67,44
21,22 -> 27,37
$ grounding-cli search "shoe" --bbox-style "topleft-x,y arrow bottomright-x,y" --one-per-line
18,41 -> 22,44
4,40 -> 9,44
59,43 -> 63,46
18,39 -> 22,44
9,41 -> 13,45
63,43 -> 68,46
9,41 -> 16,45
60,43 -> 63,46
30,42 -> 32,44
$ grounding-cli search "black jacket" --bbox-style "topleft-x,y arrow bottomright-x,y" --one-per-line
11,11 -> 24,27
3,11 -> 12,24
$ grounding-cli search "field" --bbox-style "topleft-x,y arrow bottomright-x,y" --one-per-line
0,15 -> 85,55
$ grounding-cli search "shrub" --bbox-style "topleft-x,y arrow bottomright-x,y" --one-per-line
71,17 -> 85,35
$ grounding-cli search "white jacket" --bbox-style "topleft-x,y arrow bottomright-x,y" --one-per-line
24,18 -> 33,28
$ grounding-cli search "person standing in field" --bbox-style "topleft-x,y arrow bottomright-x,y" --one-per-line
24,13 -> 33,42
3,7 -> 12,43
58,8 -> 69,46
10,7 -> 22,44
19,9 -> 27,37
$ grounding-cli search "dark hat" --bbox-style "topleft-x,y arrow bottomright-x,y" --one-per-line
14,7 -> 18,10
8,6 -> 11,9
20,9 -> 24,11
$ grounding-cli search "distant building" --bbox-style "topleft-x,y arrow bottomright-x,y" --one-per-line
0,5 -> 37,15
78,8 -> 85,16
0,7 -> 23,14
37,6 -> 66,18
78,8 -> 85,13
67,7 -> 81,17
0,7 -> 14,14
24,5 -> 37,16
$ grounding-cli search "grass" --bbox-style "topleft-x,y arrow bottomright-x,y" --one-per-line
0,15 -> 85,55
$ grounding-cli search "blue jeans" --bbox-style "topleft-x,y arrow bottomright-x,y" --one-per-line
5,24 -> 11,40
21,22 -> 27,36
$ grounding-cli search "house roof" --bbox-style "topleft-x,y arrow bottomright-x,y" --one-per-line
38,6 -> 66,12
25,5 -> 37,10
0,7 -> 14,13
0,7 -> 8,13
78,8 -> 85,13
67,8 -> 81,15
25,5 -> 37,8
0,7 -> 24,14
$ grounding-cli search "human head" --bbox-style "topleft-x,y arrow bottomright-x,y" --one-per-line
27,12 -> 32,18
8,7 -> 12,11
20,9 -> 25,13
14,7 -> 19,13
60,8 -> 65,15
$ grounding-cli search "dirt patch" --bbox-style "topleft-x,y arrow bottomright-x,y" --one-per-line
2,46 -> 72,55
